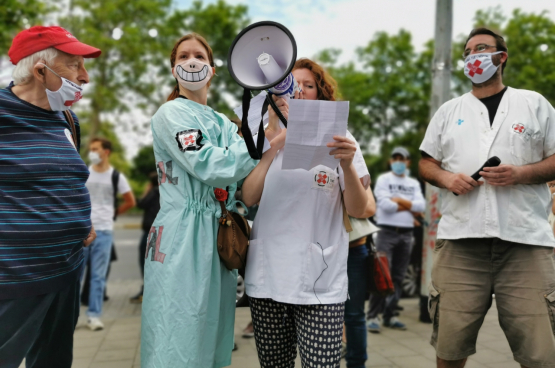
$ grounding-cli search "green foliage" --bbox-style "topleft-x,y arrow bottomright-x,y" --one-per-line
59,0 -> 176,145
503,9 -> 555,106
131,145 -> 156,182
319,30 -> 432,175
0,0 -> 49,56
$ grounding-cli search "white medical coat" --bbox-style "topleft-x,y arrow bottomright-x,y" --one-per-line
245,131 -> 370,304
420,87 -> 555,246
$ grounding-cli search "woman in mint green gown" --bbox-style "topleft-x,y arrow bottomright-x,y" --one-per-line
140,33 -> 286,368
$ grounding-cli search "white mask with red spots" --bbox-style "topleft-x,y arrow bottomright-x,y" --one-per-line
172,58 -> 213,91
39,63 -> 83,111
463,51 -> 503,84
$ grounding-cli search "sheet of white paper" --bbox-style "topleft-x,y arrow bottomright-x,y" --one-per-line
281,100 -> 349,171
233,91 -> 269,135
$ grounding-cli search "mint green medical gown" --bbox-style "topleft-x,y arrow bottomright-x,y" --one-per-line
141,98 -> 257,368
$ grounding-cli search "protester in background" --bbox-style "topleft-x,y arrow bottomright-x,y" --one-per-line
141,33 -> 285,368
367,147 -> 425,333
83,137 -> 135,330
242,58 -> 375,368
420,28 -> 555,368
130,172 -> 160,304
0,26 -> 99,368
344,215 -> 377,368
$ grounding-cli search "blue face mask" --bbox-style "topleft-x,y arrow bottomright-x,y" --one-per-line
391,161 -> 406,176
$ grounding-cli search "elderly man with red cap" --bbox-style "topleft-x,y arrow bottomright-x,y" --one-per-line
0,26 -> 100,368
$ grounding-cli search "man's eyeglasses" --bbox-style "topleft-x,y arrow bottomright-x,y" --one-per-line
463,44 -> 497,59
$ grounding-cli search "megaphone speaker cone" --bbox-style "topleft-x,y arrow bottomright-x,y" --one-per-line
227,21 -> 297,91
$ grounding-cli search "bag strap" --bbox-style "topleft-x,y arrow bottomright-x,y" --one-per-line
62,110 -> 78,151
336,168 -> 353,232
340,190 -> 353,233
111,169 -> 120,221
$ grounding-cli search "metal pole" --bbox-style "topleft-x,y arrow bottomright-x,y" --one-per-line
419,0 -> 452,322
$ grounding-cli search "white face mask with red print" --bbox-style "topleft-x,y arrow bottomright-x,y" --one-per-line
463,51 -> 503,84
172,58 -> 213,91
39,63 -> 83,111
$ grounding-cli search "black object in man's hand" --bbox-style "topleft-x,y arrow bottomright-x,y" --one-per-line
453,156 -> 501,196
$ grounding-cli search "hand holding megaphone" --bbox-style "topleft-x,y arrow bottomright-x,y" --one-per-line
228,21 -> 297,159
267,95 -> 288,132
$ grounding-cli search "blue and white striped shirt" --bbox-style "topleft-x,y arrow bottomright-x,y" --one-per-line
0,83 -> 91,299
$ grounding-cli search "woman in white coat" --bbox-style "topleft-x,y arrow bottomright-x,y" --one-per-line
241,58 -> 376,367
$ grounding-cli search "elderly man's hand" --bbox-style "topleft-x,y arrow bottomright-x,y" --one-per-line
83,225 -> 96,247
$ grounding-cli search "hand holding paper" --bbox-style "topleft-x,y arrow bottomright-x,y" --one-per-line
281,99 -> 349,171
327,135 -> 357,169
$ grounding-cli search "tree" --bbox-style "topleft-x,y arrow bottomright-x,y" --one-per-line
318,30 -> 427,174
131,145 -> 156,183
59,0 -> 176,145
0,0 -> 50,56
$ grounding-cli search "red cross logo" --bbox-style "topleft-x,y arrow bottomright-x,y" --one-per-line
512,123 -> 525,134
184,135 -> 195,145
64,91 -> 83,106
467,60 -> 483,77
317,173 -> 328,185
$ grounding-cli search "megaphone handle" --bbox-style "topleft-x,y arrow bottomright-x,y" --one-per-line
240,88 -> 263,160
266,93 -> 288,128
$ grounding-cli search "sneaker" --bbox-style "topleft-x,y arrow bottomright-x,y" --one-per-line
87,317 -> 104,331
129,291 -> 143,304
367,317 -> 381,333
383,317 -> 407,330
242,321 -> 254,338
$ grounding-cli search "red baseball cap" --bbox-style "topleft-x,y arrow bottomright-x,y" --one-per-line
8,26 -> 101,65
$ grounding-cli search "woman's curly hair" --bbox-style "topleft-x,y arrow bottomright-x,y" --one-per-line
292,58 -> 339,101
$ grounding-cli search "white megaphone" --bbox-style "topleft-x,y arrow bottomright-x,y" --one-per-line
228,21 -> 298,159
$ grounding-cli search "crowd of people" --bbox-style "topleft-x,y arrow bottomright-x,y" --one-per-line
0,22 -> 554,368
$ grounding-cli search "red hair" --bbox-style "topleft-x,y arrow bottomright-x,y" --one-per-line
167,33 -> 215,101
292,58 -> 339,101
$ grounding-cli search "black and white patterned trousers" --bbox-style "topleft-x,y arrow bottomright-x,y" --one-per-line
249,297 -> 345,368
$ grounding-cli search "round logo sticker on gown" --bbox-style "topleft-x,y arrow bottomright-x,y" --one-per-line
64,128 -> 76,149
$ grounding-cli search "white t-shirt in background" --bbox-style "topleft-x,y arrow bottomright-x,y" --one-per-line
86,166 -> 131,231
374,172 -> 425,228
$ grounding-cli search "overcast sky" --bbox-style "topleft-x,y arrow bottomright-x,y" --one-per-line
191,0 -> 555,62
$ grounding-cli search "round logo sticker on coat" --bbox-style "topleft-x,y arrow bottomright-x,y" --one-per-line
64,128 -> 76,149
311,167 -> 336,192
512,123 -> 525,134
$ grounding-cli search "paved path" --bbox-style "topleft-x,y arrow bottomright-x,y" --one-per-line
62,280 -> 519,368
19,217 -> 522,367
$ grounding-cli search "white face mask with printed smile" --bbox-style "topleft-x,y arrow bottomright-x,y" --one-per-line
172,59 -> 213,91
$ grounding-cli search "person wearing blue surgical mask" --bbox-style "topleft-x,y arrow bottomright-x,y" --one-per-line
366,147 -> 425,334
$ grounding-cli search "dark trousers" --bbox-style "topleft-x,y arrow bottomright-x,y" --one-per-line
367,227 -> 413,320
345,245 -> 368,368
139,230 -> 148,278
0,279 -> 80,368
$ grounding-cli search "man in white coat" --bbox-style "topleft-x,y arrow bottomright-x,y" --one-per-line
419,28 -> 555,368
